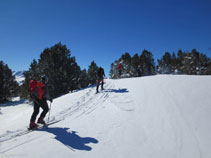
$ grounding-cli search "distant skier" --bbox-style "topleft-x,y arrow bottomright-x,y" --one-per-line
29,76 -> 52,129
96,67 -> 105,93
117,63 -> 122,78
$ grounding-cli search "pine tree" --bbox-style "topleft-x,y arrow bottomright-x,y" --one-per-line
171,52 -> 177,74
19,59 -> 40,99
140,50 -> 155,76
21,42 -> 83,99
198,53 -> 210,75
176,49 -> 184,74
121,52 -> 132,77
68,57 -> 81,92
109,63 -> 115,79
190,49 -> 200,75
131,53 -> 141,77
38,42 -> 77,97
181,49 -> 200,75
78,69 -> 89,88
157,52 -> 172,74
109,61 -> 119,79
0,61 -> 19,103
207,59 -> 211,75
87,61 -> 99,85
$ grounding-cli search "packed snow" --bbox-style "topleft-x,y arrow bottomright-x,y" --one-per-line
0,75 -> 211,158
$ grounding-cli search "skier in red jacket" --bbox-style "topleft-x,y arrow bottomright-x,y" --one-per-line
29,76 -> 52,129
117,63 -> 122,78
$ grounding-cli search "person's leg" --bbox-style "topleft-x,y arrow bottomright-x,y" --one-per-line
38,99 -> 49,124
30,102 -> 40,122
119,70 -> 122,78
96,79 -> 100,93
29,101 -> 40,128
101,79 -> 104,90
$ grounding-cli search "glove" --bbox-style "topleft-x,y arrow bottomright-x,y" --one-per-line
49,98 -> 53,103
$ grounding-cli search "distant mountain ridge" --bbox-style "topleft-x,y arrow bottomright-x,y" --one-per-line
13,71 -> 25,85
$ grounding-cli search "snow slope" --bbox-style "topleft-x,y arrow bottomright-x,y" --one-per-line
0,75 -> 211,158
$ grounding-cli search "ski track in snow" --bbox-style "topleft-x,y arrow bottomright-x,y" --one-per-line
55,80 -> 134,120
0,118 -> 57,143
0,80 -> 134,149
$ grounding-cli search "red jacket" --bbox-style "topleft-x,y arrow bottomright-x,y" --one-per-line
37,82 -> 45,100
117,64 -> 122,70
30,80 -> 47,100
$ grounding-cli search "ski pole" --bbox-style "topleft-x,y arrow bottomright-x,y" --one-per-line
47,101 -> 52,123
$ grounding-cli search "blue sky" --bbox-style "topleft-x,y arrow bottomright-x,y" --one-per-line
0,0 -> 211,76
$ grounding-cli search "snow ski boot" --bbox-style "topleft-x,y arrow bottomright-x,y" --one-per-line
38,117 -> 46,125
29,121 -> 38,129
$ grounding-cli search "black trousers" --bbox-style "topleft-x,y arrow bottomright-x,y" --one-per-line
30,98 -> 49,122
96,76 -> 104,92
119,70 -> 122,76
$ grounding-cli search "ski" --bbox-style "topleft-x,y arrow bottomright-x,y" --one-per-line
0,119 -> 62,143
28,119 -> 61,131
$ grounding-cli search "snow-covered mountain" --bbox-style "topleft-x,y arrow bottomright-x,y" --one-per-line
13,71 -> 25,85
0,75 -> 211,158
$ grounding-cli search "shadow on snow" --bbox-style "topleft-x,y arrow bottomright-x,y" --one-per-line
0,99 -> 26,107
103,88 -> 129,93
41,127 -> 98,151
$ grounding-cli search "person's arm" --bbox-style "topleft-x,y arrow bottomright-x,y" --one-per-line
44,85 -> 53,102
